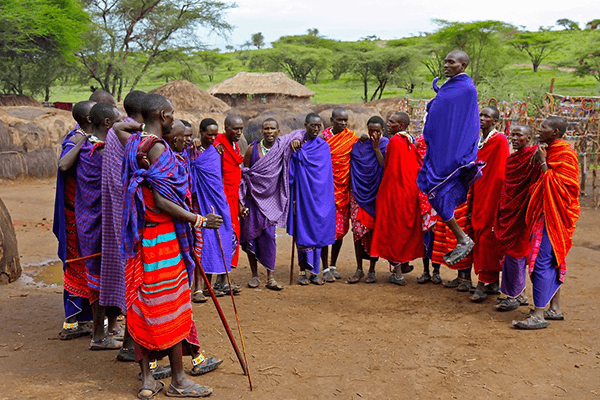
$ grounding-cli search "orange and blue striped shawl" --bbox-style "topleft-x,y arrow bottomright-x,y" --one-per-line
122,133 -> 194,287
525,139 -> 580,279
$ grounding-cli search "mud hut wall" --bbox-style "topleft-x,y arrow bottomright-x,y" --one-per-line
216,94 -> 311,108
0,196 -> 21,284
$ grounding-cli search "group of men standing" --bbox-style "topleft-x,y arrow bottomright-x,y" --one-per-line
52,48 -> 581,398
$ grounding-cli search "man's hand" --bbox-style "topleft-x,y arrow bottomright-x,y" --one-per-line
291,139 -> 302,152
358,134 -> 369,143
239,202 -> 249,218
533,143 -> 547,164
370,130 -> 382,150
204,213 -> 223,229
215,143 -> 224,155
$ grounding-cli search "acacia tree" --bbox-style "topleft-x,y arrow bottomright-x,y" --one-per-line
353,48 -> 411,102
77,0 -> 235,100
0,0 -> 88,99
510,32 -> 558,72
251,32 -> 265,49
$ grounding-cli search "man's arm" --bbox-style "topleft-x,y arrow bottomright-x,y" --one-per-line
58,134 -> 88,172
113,122 -> 143,147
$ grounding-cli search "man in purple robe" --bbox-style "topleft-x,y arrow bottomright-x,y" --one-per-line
240,118 -> 303,290
347,116 -> 389,284
287,113 -> 335,285
417,50 -> 483,266
75,101 -> 123,350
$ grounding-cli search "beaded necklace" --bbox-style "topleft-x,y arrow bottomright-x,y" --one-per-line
478,129 -> 497,150
260,139 -> 272,155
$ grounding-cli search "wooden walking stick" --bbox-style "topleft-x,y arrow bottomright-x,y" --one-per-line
191,250 -> 248,378
66,252 -> 101,263
289,184 -> 297,285
211,207 -> 253,390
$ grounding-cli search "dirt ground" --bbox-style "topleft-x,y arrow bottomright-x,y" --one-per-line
0,178 -> 599,400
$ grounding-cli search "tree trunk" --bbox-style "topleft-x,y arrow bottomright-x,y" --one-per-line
0,196 -> 21,284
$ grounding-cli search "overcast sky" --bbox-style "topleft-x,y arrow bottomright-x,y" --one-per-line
197,0 -> 599,50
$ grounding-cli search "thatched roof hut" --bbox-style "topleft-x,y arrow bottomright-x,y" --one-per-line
208,72 -> 315,106
149,79 -> 230,113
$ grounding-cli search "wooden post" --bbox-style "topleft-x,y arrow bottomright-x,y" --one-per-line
549,78 -> 555,93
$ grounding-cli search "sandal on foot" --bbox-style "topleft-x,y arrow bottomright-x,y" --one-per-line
400,263 -> 414,274
470,288 -> 487,303
346,270 -> 364,284
484,282 -> 501,295
248,277 -> 260,288
365,271 -> 377,284
58,322 -> 91,340
166,383 -> 213,398
516,294 -> 529,306
388,274 -> 407,286
512,316 -> 549,330
416,272 -> 431,284
191,356 -> 223,376
309,274 -> 325,285
431,272 -> 442,285
443,237 -> 475,265
192,290 -> 208,303
265,279 -> 284,291
203,288 -> 224,297
544,309 -> 565,320
330,267 -> 342,280
117,346 -> 136,362
138,381 -> 164,400
218,283 -> 242,295
322,269 -> 335,283
298,274 -> 310,285
444,277 -> 461,288
495,297 -> 520,311
456,280 -> 474,293
137,365 -> 172,381
108,328 -> 125,341
89,335 -> 123,351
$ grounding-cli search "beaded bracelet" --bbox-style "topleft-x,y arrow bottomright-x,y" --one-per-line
194,214 -> 206,228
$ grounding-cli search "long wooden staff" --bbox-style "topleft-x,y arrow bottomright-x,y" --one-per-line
289,183 -> 297,285
66,252 -> 101,263
211,207 -> 253,390
191,249 -> 248,378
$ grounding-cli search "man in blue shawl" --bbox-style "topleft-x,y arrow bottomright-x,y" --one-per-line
347,116 -> 389,284
417,50 -> 483,266
287,113 -> 336,285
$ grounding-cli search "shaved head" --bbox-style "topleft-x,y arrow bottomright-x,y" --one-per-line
332,107 -> 348,118
447,50 -> 470,67
89,90 -> 116,106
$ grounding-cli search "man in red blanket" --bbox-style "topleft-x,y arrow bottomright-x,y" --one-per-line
321,107 -> 358,282
214,115 -> 244,293
470,106 -> 509,302
371,113 -> 424,286
494,125 -> 539,311
513,116 -> 580,329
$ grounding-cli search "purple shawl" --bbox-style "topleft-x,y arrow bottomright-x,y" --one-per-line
187,145 -> 233,274
53,128 -> 84,266
122,133 -> 195,284
75,138 -> 103,279
286,131 -> 335,247
350,137 -> 389,217
417,74 -> 483,218
239,131 -> 304,228
99,118 -> 135,310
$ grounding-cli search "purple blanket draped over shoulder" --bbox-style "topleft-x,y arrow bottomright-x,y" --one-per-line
187,145 -> 233,274
239,130 -> 304,228
417,74 -> 482,221
99,117 -> 135,310
350,137 -> 389,217
75,139 -> 103,286
286,131 -> 335,248
53,128 -> 81,265
121,133 -> 195,285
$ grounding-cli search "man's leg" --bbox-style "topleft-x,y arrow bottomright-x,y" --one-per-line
347,240 -> 364,284
247,251 -> 260,288
167,342 -> 212,396
443,218 -> 474,265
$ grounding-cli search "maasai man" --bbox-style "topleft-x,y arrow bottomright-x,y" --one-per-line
346,116 -> 388,284
321,107 -> 358,282
469,106 -> 510,303
240,118 -> 302,290
116,94 -> 222,397
76,101 -> 123,349
288,113 -> 335,285
101,90 -> 146,362
214,115 -> 244,294
187,118 -> 233,301
494,125 -> 539,311
513,117 -> 580,330
89,89 -> 117,106
417,50 -> 483,266
180,120 -> 194,149
415,128 -> 441,285
371,112 -> 424,286
53,101 -> 95,340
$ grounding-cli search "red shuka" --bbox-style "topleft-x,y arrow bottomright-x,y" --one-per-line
472,132 -> 510,283
214,133 -> 244,267
371,134 -> 424,263
494,145 -> 540,258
